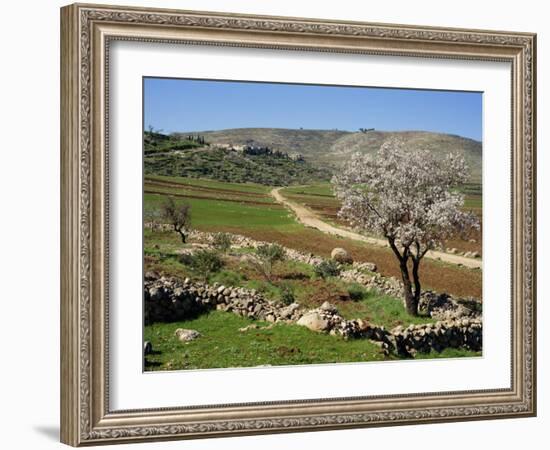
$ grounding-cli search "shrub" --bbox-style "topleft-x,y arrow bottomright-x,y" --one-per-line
189,250 -> 224,281
179,253 -> 194,266
256,243 -> 286,261
251,244 -> 286,281
279,282 -> 296,305
314,260 -> 341,279
212,232 -> 232,253
347,283 -> 366,301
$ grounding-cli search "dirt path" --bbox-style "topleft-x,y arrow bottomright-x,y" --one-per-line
270,187 -> 482,270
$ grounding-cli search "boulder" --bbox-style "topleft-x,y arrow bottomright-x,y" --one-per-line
279,303 -> 301,319
319,301 -> 338,314
175,328 -> 201,342
331,247 -> 353,264
296,311 -> 330,332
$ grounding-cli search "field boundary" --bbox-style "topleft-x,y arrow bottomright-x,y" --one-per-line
270,187 -> 482,270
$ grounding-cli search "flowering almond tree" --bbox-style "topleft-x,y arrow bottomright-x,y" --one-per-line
332,139 -> 479,316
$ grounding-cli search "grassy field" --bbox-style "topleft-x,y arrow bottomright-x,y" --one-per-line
144,310 -> 479,371
144,175 -> 482,299
145,240 -> 437,330
144,175 -> 483,370
144,311 -> 389,370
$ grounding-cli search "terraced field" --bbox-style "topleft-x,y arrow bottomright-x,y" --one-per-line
280,182 -> 483,256
144,175 -> 482,299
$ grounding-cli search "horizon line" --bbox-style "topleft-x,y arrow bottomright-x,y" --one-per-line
147,127 -> 482,143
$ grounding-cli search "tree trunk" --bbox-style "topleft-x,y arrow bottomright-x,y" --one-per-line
175,227 -> 186,244
411,258 -> 422,314
399,261 -> 418,316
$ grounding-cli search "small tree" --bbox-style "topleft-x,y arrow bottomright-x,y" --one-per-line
160,196 -> 191,244
189,249 -> 223,282
332,139 -> 479,316
314,260 -> 341,279
250,244 -> 286,282
278,282 -> 296,305
212,232 -> 232,253
144,205 -> 162,231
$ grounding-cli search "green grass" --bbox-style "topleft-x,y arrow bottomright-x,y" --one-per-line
414,347 -> 482,359
144,240 -> 432,331
281,182 -> 335,197
144,193 -> 295,230
144,183 -> 276,205
463,194 -> 483,210
335,287 -> 436,329
144,310 -> 480,371
145,174 -> 271,194
144,310 -> 390,370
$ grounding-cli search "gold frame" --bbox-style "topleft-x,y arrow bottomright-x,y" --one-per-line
60,3 -> 537,446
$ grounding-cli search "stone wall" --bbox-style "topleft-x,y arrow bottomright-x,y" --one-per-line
144,275 -> 482,357
188,230 -> 482,318
144,274 -> 304,325
145,229 -> 482,356
390,318 -> 482,356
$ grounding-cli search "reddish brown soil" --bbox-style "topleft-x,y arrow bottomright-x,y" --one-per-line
199,225 -> 482,300
144,188 -> 280,207
144,177 -> 268,198
286,194 -> 483,255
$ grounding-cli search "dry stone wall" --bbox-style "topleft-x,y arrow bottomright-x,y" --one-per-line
145,229 -> 482,356
188,230 -> 481,319
144,275 -> 482,357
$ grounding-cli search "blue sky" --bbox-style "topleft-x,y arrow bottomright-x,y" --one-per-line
144,78 -> 482,141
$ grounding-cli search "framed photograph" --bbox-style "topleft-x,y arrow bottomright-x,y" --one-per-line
60,3 -> 536,446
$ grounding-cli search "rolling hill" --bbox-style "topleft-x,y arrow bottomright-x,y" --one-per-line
144,131 -> 332,186
174,128 -> 482,182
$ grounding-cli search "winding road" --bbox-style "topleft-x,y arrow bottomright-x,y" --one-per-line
270,187 -> 482,270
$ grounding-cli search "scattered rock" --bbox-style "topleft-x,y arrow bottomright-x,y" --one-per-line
330,247 -> 353,264
144,229 -> 483,356
296,311 -> 330,332
175,329 -> 201,342
319,301 -> 338,313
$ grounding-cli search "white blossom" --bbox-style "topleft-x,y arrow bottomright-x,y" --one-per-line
332,139 -> 479,258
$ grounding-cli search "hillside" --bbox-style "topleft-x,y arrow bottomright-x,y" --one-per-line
144,132 -> 332,186
175,128 -> 482,182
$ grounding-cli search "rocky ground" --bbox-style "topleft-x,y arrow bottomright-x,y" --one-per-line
144,229 -> 482,358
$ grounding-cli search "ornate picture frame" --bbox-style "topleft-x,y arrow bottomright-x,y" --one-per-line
60,3 -> 536,446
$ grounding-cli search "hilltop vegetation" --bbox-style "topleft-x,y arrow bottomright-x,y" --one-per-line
175,127 -> 482,182
144,131 -> 332,186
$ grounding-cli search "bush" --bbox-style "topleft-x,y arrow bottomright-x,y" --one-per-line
251,244 -> 286,281
279,282 -> 296,305
314,260 -> 341,279
189,250 -> 224,281
212,232 -> 232,253
256,243 -> 286,261
347,283 -> 366,301
178,253 -> 195,266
